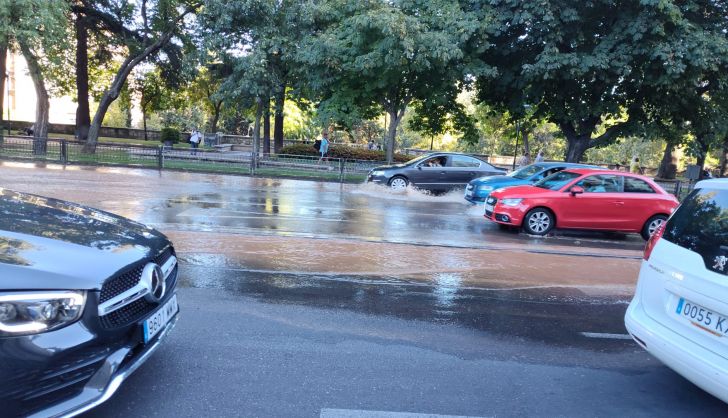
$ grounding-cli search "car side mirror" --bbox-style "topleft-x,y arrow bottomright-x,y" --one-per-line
417,165 -> 422,170
570,186 -> 584,196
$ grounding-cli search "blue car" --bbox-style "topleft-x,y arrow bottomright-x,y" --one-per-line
464,162 -> 599,203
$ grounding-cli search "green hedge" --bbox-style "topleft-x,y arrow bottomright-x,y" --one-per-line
279,143 -> 411,162
160,127 -> 181,144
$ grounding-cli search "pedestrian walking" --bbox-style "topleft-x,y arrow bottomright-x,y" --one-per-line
189,129 -> 201,155
318,130 -> 330,163
534,150 -> 544,163
517,151 -> 531,167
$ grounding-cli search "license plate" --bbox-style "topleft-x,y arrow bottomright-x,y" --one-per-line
465,190 -> 473,197
143,294 -> 179,343
675,297 -> 728,337
484,203 -> 494,214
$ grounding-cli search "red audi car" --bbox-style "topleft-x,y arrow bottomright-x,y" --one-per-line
484,169 -> 679,239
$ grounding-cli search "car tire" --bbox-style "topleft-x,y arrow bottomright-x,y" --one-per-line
389,176 -> 409,191
523,208 -> 555,236
641,215 -> 667,241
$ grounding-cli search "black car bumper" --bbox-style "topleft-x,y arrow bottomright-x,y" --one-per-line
366,173 -> 389,184
0,254 -> 180,417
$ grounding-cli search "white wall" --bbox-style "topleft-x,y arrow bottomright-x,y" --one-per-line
6,52 -> 77,124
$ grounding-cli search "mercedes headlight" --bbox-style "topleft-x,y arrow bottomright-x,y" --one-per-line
371,170 -> 385,177
0,291 -> 86,336
478,185 -> 494,192
501,198 -> 524,206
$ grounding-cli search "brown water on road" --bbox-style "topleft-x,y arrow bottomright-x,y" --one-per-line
1,162 -> 642,299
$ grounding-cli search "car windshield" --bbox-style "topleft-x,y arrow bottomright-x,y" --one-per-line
509,164 -> 545,180
663,187 -> 728,276
534,171 -> 581,190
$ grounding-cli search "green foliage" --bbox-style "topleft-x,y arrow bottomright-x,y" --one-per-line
159,127 -> 180,144
279,144 -> 410,162
476,0 -> 728,162
298,0 -> 481,162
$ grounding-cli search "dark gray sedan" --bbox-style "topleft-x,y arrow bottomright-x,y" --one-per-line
367,152 -> 507,192
0,188 -> 179,417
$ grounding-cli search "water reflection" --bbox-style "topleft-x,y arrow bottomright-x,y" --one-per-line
433,273 -> 463,310
179,263 -> 632,351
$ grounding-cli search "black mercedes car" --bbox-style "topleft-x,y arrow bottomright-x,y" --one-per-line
367,152 -> 506,192
0,188 -> 179,417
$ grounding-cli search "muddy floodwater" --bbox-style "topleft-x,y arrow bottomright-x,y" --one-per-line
1,162 -> 644,347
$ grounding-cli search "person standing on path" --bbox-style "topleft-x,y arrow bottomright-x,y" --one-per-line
318,130 -> 330,163
630,157 -> 641,174
534,150 -> 544,163
517,151 -> 531,168
189,130 -> 201,155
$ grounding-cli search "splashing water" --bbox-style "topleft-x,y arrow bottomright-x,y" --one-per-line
352,182 -> 470,204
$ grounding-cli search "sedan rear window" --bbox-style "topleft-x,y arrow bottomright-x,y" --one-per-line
663,188 -> 728,276
534,171 -> 581,190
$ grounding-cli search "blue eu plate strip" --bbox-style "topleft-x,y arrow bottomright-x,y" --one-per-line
143,322 -> 149,342
676,298 -> 685,315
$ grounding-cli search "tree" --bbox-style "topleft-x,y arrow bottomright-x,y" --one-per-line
202,0 -> 310,153
299,0 -> 479,163
0,0 -> 69,152
71,0 -> 200,151
130,69 -> 166,139
188,66 -> 226,133
475,0 -> 728,162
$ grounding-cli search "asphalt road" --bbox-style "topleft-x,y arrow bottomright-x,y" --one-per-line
1,162 -> 726,417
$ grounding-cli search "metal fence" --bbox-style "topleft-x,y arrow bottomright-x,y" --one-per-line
0,136 -> 378,183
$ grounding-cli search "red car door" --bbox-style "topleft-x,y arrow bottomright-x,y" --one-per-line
619,175 -> 663,231
556,174 -> 628,229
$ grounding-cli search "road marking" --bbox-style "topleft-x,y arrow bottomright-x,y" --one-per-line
580,332 -> 632,340
320,409 -> 487,418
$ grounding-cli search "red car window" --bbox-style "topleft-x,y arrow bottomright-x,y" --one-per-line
575,175 -> 624,193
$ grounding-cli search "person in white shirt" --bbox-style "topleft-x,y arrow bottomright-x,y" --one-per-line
189,130 -> 201,155
534,150 -> 544,163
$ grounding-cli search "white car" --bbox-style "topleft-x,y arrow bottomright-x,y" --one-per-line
625,178 -> 728,402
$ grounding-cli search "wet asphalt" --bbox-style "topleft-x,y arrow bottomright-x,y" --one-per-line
1,162 -> 726,416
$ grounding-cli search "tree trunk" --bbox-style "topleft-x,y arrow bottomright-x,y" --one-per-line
563,133 -> 591,163
522,129 -> 530,156
210,100 -> 222,133
657,141 -> 677,180
385,109 -> 403,164
273,88 -> 285,153
253,97 -> 263,166
263,98 -> 271,155
19,41 -> 49,155
75,14 -> 91,142
0,39 -> 7,137
86,30 -> 175,151
142,109 -> 148,141
719,138 -> 728,178
695,137 -> 710,179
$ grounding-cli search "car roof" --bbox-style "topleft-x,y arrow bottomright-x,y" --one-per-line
696,178 -> 728,190
536,162 -> 600,168
562,168 -> 629,175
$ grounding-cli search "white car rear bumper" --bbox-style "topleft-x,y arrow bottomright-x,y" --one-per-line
626,296 -> 728,403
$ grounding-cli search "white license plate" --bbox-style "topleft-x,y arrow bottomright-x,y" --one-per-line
465,190 -> 473,197
143,294 -> 179,343
484,203 -> 494,213
675,297 -> 728,337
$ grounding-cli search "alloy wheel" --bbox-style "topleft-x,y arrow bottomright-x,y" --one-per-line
528,211 -> 551,233
648,217 -> 665,236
